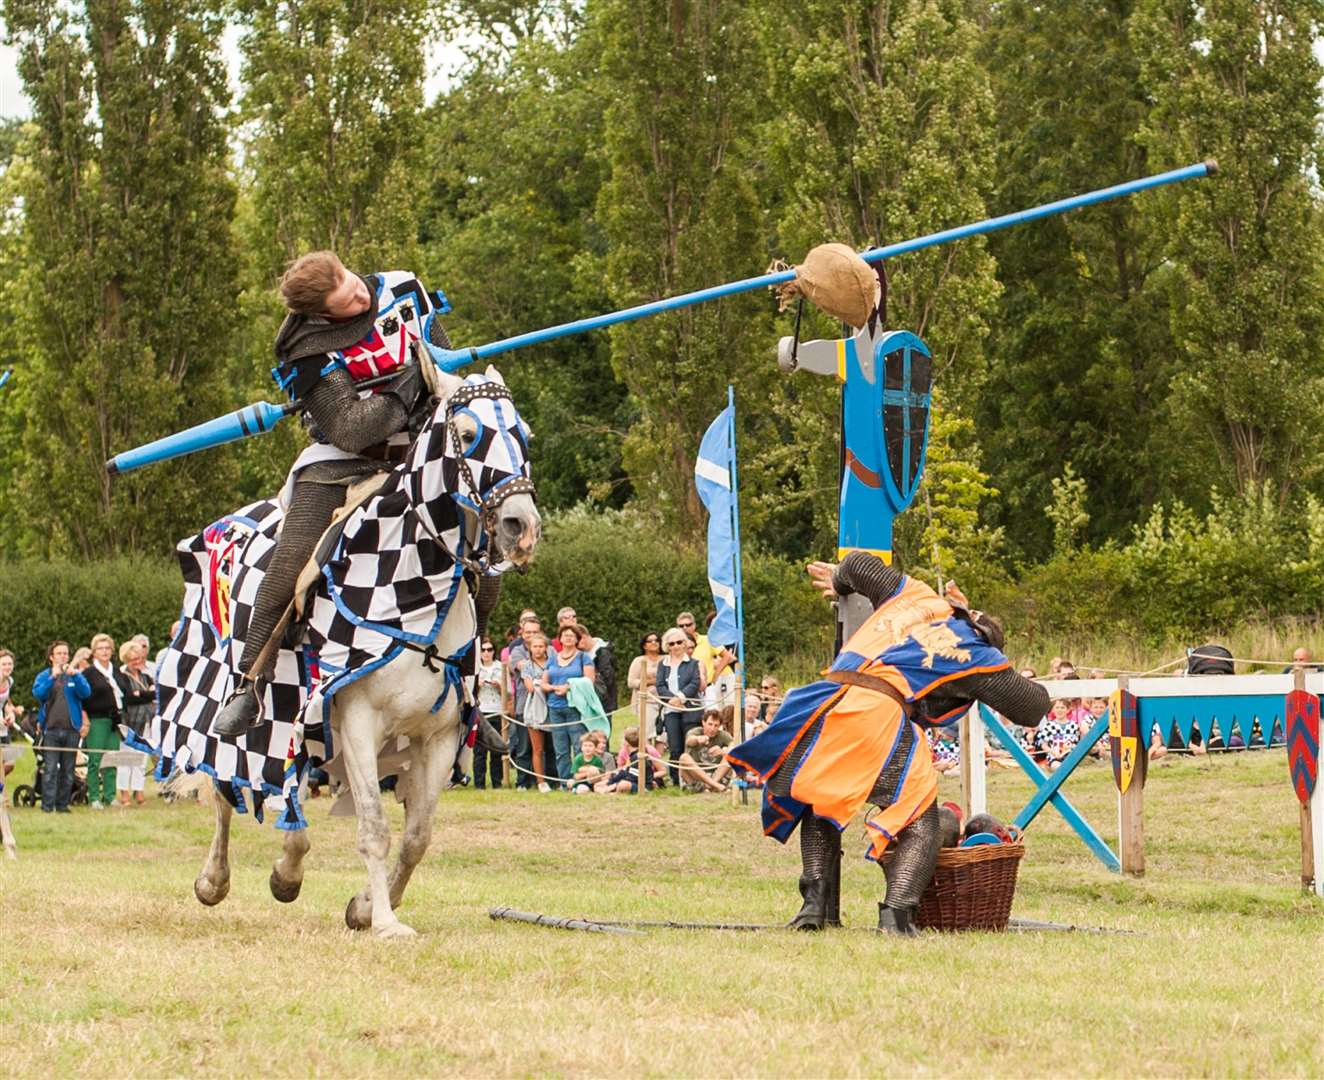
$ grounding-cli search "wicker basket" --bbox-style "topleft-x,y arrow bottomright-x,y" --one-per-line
914,841 -> 1025,932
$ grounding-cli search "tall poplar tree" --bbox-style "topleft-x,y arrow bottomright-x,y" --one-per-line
756,0 -> 1002,553
2,0 -> 239,556
1132,0 -> 1324,500
593,0 -> 776,538
979,0 -> 1178,558
231,0 -> 434,498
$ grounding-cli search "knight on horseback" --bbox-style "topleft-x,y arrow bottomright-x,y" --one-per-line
214,251 -> 491,736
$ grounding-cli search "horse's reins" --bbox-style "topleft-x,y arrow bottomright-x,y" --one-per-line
398,379 -> 536,676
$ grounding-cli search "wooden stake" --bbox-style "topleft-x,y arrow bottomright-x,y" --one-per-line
1116,676 -> 1145,877
959,705 -> 986,819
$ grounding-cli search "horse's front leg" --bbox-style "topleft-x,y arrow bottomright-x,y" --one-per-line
270,818 -> 311,903
338,711 -> 412,938
194,784 -> 233,906
387,729 -> 459,910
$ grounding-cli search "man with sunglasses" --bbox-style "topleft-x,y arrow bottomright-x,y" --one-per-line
725,551 -> 1047,935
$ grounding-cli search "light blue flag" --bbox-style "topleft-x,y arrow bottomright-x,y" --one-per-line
695,404 -> 739,649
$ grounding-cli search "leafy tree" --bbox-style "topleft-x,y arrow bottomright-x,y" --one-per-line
979,0 -> 1180,559
592,0 -> 778,540
2,0 -> 239,556
1047,461 -> 1089,555
756,0 -> 1002,554
420,12 -> 629,510
229,0 -> 435,500
1132,0 -> 1324,501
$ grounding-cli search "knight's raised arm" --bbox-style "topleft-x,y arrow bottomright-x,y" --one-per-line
831,550 -> 904,609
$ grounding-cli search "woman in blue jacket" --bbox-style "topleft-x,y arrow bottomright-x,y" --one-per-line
656,628 -> 703,784
32,640 -> 91,813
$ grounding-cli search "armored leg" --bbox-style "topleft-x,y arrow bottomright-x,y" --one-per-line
768,713 -> 842,930
878,801 -> 940,936
213,472 -> 355,736
788,814 -> 842,930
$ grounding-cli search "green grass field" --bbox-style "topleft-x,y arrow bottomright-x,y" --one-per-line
1,748 -> 1320,1077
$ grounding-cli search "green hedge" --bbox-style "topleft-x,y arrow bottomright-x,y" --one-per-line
488,507 -> 832,688
0,556 -> 185,709
0,510 -> 835,709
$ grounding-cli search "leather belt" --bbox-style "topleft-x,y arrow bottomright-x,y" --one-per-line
360,441 -> 410,465
823,669 -> 912,717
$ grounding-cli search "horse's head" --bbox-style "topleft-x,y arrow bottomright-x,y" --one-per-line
409,366 -> 540,571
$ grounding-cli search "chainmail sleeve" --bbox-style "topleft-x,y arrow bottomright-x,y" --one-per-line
938,667 -> 1049,728
831,551 -> 904,609
302,366 -> 410,454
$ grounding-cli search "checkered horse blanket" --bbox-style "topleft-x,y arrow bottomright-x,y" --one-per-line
131,373 -> 532,830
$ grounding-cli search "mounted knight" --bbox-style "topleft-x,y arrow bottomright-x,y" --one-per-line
132,252 -> 540,936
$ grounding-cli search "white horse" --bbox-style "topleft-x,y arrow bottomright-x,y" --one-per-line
181,367 -> 539,938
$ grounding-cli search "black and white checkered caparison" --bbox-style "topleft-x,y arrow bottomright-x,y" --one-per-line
135,374 -> 534,830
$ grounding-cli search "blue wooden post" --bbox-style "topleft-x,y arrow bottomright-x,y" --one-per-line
980,705 -> 1120,872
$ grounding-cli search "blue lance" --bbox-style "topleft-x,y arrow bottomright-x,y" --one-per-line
0,367 -> 11,394
106,160 -> 1217,474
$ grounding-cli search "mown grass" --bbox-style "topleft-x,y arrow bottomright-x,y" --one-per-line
1,748 -> 1320,1077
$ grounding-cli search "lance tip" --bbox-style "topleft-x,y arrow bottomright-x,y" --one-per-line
1203,158 -> 1220,176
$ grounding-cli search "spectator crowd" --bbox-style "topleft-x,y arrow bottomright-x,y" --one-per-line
488,606 -> 778,795
3,616 -> 1311,807
1,629 -> 174,813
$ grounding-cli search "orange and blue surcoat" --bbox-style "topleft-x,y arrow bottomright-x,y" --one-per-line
727,576 -> 1010,860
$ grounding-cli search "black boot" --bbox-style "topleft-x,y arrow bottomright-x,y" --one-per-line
212,680 -> 262,737
877,903 -> 920,936
788,875 -> 831,930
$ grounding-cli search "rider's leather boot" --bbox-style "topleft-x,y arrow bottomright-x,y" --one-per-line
212,678 -> 262,737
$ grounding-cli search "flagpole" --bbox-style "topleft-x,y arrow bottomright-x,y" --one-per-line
727,385 -> 747,743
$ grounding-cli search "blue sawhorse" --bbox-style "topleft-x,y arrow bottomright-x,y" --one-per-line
978,704 -> 1119,872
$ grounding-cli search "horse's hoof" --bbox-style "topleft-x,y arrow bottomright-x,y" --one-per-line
194,874 -> 230,907
345,892 -> 373,931
269,869 -> 302,904
374,921 -> 418,940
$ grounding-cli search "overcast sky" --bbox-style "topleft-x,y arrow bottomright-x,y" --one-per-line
0,28 -> 465,120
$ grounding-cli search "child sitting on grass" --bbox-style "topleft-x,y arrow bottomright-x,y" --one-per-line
570,733 -> 607,794
1036,697 -> 1080,770
598,727 -> 666,793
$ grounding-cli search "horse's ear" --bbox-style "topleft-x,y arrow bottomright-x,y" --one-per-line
431,367 -> 464,399
484,365 -> 506,386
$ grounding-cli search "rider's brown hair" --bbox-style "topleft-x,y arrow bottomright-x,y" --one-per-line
279,251 -> 345,314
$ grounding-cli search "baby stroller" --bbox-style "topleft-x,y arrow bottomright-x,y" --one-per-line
9,714 -> 87,808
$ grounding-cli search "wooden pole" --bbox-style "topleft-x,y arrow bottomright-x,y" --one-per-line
959,705 -> 987,819
1116,676 -> 1146,876
1289,668 -> 1321,896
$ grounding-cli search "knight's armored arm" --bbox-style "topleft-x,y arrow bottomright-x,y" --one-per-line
938,667 -> 1048,728
302,366 -> 412,453
831,550 -> 904,609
